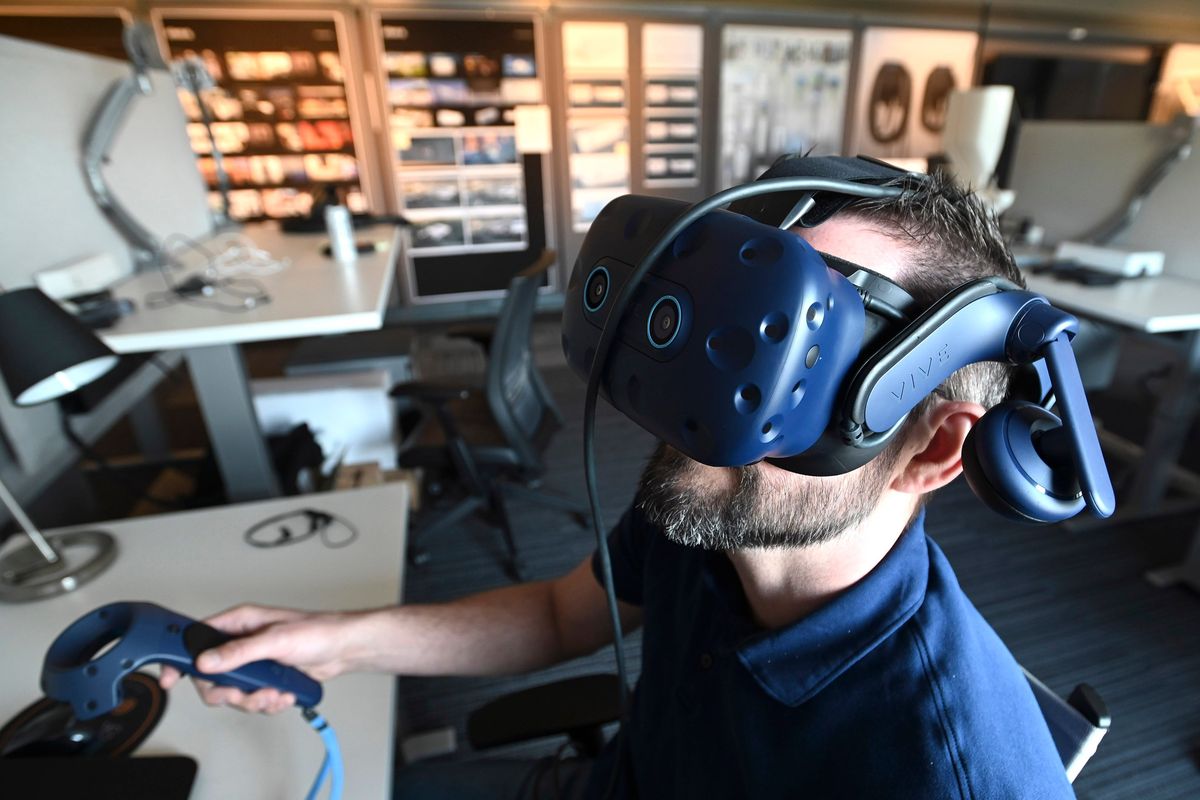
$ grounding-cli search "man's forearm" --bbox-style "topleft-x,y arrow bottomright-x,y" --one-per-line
341,580 -> 571,677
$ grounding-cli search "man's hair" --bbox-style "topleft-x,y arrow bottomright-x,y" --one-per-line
841,169 -> 1026,414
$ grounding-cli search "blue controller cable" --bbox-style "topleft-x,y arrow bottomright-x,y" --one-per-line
303,708 -> 344,800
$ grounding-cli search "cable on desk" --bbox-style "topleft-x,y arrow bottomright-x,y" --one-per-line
145,232 -> 275,314
243,508 -> 359,549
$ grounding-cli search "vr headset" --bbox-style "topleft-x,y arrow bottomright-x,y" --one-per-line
562,155 -> 1115,523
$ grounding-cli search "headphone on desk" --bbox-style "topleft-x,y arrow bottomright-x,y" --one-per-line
563,155 -> 1115,523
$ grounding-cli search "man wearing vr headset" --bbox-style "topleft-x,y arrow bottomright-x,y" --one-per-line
162,156 -> 1073,799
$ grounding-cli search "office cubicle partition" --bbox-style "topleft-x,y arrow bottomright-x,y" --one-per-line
151,7 -> 380,223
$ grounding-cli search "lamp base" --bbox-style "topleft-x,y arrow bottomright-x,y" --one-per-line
0,530 -> 117,602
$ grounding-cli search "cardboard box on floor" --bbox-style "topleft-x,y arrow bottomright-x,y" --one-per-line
335,462 -> 422,512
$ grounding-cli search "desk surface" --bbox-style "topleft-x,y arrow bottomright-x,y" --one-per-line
102,224 -> 401,353
1022,271 -> 1200,335
0,484 -> 408,800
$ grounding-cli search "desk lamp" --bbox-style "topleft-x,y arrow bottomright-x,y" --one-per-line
0,287 -> 121,602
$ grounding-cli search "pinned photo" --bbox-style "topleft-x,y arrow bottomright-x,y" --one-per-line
390,109 -> 435,129
569,119 -> 629,155
464,53 -> 501,91
402,180 -> 461,208
399,136 -> 458,166
502,54 -> 536,77
412,218 -> 466,249
429,53 -> 458,77
429,80 -> 471,105
466,178 -> 522,206
436,109 -> 467,128
385,52 -> 428,78
389,79 -> 434,107
462,133 -> 517,165
318,52 -> 345,83
469,216 -> 526,244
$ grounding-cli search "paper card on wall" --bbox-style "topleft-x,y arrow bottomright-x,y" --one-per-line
501,77 -> 543,105
514,105 -> 552,153
562,21 -> 628,73
391,127 -> 413,151
643,23 -> 703,74
850,27 -> 979,160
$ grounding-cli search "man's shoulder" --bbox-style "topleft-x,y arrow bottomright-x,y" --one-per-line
872,538 -> 1075,799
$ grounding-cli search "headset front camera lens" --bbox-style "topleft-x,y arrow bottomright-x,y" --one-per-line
584,266 -> 610,312
648,296 -> 682,348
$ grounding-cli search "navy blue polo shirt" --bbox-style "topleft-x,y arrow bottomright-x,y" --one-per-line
587,507 -> 1073,799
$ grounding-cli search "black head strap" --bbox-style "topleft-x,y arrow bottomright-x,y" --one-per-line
818,252 -> 919,324
729,154 -> 924,228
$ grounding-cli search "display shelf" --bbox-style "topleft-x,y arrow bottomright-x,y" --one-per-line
158,11 -> 365,222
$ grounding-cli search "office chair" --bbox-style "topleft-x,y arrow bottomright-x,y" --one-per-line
466,670 -> 1111,781
1022,668 -> 1112,783
392,252 -> 590,581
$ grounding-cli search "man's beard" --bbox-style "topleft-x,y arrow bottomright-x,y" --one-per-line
636,442 -> 898,550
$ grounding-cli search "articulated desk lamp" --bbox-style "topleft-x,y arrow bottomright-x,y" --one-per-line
0,288 -> 121,602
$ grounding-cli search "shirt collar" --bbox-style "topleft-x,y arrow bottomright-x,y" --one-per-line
735,511 -> 930,707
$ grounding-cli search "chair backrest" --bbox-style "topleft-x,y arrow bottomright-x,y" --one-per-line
485,252 -> 560,469
1023,668 -> 1111,783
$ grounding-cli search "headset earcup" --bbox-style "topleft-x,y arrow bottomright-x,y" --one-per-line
961,402 -> 1086,523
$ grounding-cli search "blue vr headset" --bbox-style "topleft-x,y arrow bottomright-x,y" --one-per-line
562,156 -> 1115,523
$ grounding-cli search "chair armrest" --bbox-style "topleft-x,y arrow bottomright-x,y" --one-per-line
1068,684 -> 1111,729
467,674 -> 622,754
389,382 -> 473,404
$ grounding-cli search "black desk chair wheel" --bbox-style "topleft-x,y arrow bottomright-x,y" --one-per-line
466,670 -> 1111,782
393,252 -> 591,581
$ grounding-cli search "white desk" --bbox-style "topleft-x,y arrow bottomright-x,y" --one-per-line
0,483 -> 408,800
102,224 -> 402,501
1022,272 -> 1200,334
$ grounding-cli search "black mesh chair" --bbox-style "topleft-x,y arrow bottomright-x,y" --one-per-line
392,252 -> 590,580
466,671 -> 1110,781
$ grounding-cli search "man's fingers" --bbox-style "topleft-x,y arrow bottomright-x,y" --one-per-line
159,666 -> 182,690
266,693 -> 297,715
205,604 -> 302,636
200,685 -> 246,708
196,629 -> 289,674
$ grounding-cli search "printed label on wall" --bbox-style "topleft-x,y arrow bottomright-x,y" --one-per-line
562,21 -> 630,231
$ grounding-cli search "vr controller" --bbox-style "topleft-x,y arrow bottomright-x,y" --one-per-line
42,601 -> 322,720
563,179 -> 1116,524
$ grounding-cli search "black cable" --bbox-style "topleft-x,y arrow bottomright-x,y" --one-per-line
243,508 -> 358,549
582,177 -> 905,799
148,233 -> 271,314
59,412 -> 185,510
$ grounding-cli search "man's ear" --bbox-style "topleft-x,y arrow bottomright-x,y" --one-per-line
890,400 -> 985,496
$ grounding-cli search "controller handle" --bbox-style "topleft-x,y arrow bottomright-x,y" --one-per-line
42,601 -> 322,720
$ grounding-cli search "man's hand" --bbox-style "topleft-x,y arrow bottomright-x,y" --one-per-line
159,555 -> 642,715
158,604 -> 366,715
